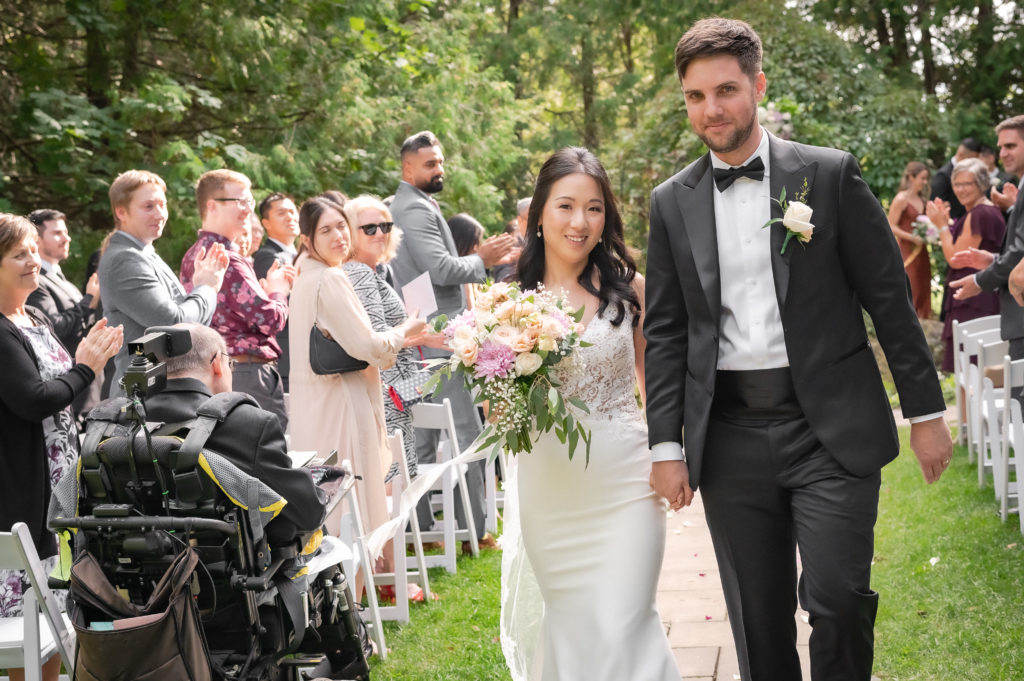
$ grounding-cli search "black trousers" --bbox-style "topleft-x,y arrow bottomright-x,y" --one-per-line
701,368 -> 881,681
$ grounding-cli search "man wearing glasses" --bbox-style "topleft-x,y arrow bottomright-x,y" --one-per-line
180,169 -> 295,431
99,169 -> 229,396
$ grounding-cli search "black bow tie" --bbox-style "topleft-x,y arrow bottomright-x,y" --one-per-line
713,156 -> 765,191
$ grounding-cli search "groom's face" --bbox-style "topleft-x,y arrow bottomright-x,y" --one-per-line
681,54 -> 766,163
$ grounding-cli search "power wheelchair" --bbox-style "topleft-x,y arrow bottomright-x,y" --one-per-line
48,330 -> 371,681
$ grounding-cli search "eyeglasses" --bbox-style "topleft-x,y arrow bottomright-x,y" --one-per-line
358,222 -> 394,235
213,196 -> 256,210
210,351 -> 237,370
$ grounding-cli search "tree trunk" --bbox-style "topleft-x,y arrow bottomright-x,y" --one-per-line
620,21 -> 634,74
580,32 -> 598,150
889,5 -> 910,70
84,25 -> 110,108
507,0 -> 522,100
917,3 -> 937,95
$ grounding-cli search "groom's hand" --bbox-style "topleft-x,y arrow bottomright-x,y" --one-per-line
651,461 -> 693,511
909,418 -> 953,484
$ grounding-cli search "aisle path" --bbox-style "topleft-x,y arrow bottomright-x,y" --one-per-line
657,491 -> 813,681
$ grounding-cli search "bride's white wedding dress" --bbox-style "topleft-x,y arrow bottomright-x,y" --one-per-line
500,308 -> 679,681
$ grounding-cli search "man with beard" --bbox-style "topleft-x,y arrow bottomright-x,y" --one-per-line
390,130 -> 515,551
644,18 -> 951,681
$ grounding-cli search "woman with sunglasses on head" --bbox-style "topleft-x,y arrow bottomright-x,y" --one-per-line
288,194 -> 428,601
343,197 -> 446,506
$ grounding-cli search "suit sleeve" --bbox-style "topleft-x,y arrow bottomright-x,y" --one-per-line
100,248 -> 216,329
976,189 -> 1024,291
399,200 -> 486,286
27,280 -> 92,349
252,248 -> 277,281
836,153 -> 945,418
643,189 -> 690,448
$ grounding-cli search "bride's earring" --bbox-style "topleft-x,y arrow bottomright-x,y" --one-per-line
537,225 -> 543,239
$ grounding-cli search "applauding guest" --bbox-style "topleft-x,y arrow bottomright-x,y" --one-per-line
180,170 -> 293,430
927,157 -> 1006,371
27,208 -> 105,418
289,194 -> 427,597
0,213 -> 122,681
343,195 -> 446,484
98,170 -> 228,394
255,192 -> 300,391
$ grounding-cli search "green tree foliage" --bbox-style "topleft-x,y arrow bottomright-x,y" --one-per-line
0,0 -> 1020,280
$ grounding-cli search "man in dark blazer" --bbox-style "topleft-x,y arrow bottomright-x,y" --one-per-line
644,19 -> 952,681
143,323 -> 326,544
946,116 -> 1024,363
27,208 -> 102,418
253,192 -> 300,391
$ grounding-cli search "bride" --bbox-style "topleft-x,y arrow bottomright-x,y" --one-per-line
500,147 -> 679,680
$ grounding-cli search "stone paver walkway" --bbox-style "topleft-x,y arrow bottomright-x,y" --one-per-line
657,491 -> 813,681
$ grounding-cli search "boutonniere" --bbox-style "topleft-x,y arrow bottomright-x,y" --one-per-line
763,177 -> 813,254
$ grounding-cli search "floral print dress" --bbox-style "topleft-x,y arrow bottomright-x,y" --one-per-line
0,324 -> 76,616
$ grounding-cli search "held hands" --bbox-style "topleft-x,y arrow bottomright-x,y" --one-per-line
404,330 -> 448,349
260,260 -> 296,297
909,418 -> 953,484
477,234 -> 517,268
75,318 -> 123,376
650,460 -> 694,511
992,182 -> 1018,212
85,273 -> 101,309
192,243 -> 230,291
399,309 -> 429,341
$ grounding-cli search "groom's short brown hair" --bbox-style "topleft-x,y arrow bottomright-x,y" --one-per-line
675,17 -> 762,82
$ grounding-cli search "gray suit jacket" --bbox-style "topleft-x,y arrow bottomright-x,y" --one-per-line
98,230 -> 217,391
389,181 -> 486,358
975,181 -> 1024,340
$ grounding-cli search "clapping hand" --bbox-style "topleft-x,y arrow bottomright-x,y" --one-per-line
192,243 -> 229,291
75,318 -> 123,376
650,460 -> 694,511
992,182 -> 1018,212
949,247 -> 995,271
477,234 -> 517,268
925,198 -> 950,231
1009,258 -> 1024,306
260,260 -> 296,297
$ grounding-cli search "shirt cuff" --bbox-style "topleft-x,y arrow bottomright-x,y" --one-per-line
907,411 -> 946,424
651,442 -> 686,463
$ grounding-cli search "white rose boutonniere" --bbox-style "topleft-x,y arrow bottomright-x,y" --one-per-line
763,177 -> 814,254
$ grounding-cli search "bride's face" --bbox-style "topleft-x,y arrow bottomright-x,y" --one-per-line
540,172 -> 605,269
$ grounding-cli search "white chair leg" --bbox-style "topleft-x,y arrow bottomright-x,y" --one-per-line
23,587 -> 42,681
485,455 -> 498,535
457,463 -> 480,557
442,469 -> 457,573
406,511 -> 432,601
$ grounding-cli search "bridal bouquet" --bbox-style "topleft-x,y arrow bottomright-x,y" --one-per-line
911,215 -> 941,245
425,281 -> 592,463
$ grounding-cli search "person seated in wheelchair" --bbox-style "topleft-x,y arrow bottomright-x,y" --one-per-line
142,322 -> 326,546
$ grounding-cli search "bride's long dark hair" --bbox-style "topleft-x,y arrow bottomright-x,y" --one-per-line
517,147 -> 640,328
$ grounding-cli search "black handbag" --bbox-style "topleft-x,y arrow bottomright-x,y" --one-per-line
309,324 -> 369,375
308,271 -> 369,375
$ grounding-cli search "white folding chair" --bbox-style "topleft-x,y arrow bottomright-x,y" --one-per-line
976,337 -> 1009,488
0,523 -> 75,681
963,327 -> 1003,466
468,398 -> 503,535
371,431 -> 433,623
326,463 -> 388,660
410,399 -> 480,573
1000,356 -> 1023,527
952,315 -> 1001,448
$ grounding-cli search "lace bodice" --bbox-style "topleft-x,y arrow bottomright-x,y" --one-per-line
554,308 -> 644,426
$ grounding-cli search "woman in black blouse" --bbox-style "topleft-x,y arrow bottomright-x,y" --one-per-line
0,213 -> 121,681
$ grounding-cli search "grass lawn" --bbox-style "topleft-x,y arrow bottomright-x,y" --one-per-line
370,429 -> 1024,680
872,430 -> 1024,680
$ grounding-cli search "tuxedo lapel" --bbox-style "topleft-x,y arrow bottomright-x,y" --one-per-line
768,136 -> 817,309
672,155 -> 721,324
44,270 -> 83,305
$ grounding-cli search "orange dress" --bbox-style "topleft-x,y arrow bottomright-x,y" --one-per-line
897,202 -> 932,319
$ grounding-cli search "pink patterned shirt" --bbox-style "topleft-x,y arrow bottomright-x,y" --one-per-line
180,231 -> 287,359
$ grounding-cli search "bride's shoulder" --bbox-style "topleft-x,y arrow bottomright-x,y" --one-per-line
628,272 -> 645,304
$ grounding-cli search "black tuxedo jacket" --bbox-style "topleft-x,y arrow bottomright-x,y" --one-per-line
27,268 -> 95,354
644,135 -> 945,488
144,378 -> 326,543
253,240 -> 295,280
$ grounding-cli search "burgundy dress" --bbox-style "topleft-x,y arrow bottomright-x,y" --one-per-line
897,202 -> 932,319
941,203 -> 1007,371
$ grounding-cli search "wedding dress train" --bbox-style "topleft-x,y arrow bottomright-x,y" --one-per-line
501,309 -> 679,681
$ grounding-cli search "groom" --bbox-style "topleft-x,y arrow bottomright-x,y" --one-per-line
644,18 -> 952,681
